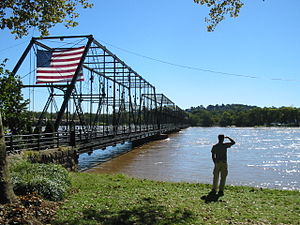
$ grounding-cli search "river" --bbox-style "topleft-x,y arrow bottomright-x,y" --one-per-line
79,127 -> 300,190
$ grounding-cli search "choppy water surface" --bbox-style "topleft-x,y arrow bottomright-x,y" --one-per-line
80,127 -> 300,190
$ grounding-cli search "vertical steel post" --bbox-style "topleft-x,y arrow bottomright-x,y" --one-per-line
113,58 -> 116,135
90,70 -> 93,130
106,63 -> 109,135
128,72 -> 132,133
54,35 -> 94,131
102,50 -> 106,136
135,75 -> 138,132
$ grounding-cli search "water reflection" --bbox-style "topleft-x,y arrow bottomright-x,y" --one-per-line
78,142 -> 132,171
80,127 -> 300,190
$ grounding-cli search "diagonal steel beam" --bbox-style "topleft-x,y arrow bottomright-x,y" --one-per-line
54,35 -> 94,131
12,39 -> 35,75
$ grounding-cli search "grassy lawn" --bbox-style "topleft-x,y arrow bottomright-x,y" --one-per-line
53,173 -> 300,225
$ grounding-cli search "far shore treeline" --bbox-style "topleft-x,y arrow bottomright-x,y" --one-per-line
186,104 -> 300,127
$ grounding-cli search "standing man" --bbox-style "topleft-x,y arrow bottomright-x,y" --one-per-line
210,134 -> 235,196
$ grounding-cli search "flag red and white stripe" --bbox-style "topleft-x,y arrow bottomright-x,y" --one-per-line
36,46 -> 85,84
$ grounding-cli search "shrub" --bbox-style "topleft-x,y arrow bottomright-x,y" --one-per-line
10,160 -> 71,201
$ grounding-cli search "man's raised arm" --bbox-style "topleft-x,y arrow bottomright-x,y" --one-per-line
225,136 -> 235,146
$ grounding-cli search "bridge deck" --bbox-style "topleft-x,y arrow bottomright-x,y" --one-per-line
5,125 -> 187,154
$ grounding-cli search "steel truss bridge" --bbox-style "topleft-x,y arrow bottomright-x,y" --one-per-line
5,35 -> 189,153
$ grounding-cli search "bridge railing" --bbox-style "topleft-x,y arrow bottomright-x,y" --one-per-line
5,123 -> 186,153
4,132 -> 70,153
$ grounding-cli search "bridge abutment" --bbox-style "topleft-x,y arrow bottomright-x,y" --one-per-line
24,147 -> 78,171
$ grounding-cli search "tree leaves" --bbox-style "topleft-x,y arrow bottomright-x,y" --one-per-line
0,61 -> 30,134
188,104 -> 300,127
194,0 -> 244,31
0,0 -> 93,38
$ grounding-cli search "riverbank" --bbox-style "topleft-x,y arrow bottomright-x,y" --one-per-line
53,173 -> 300,224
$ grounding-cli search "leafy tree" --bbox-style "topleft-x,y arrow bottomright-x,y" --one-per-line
0,0 -> 94,206
187,104 -> 300,127
234,110 -> 249,127
0,61 -> 29,204
219,111 -> 233,127
279,107 -> 298,125
0,60 -> 30,134
189,107 -> 211,126
188,113 -> 199,126
0,112 -> 17,204
194,0 -> 244,31
201,111 -> 214,127
0,0 -> 93,38
194,110 -> 214,126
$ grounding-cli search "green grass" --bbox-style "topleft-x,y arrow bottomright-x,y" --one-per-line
53,173 -> 300,225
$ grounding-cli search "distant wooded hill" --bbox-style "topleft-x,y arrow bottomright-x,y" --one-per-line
186,104 -> 300,127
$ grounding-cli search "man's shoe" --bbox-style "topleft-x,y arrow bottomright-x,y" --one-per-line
218,191 -> 224,196
209,189 -> 217,195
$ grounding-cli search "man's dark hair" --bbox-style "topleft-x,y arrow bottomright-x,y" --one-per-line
218,134 -> 224,142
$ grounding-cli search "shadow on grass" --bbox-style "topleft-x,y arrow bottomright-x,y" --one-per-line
201,192 -> 222,204
54,197 -> 195,225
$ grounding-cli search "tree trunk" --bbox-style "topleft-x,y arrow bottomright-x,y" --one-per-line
0,112 -> 17,204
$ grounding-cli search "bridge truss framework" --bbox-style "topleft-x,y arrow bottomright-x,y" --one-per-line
9,35 -> 188,152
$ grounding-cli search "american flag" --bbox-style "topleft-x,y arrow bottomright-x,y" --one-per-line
36,46 -> 85,84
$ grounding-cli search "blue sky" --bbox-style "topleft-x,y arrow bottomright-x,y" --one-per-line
1,0 -> 300,110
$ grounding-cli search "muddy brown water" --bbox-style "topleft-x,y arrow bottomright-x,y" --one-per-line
80,127 -> 300,190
